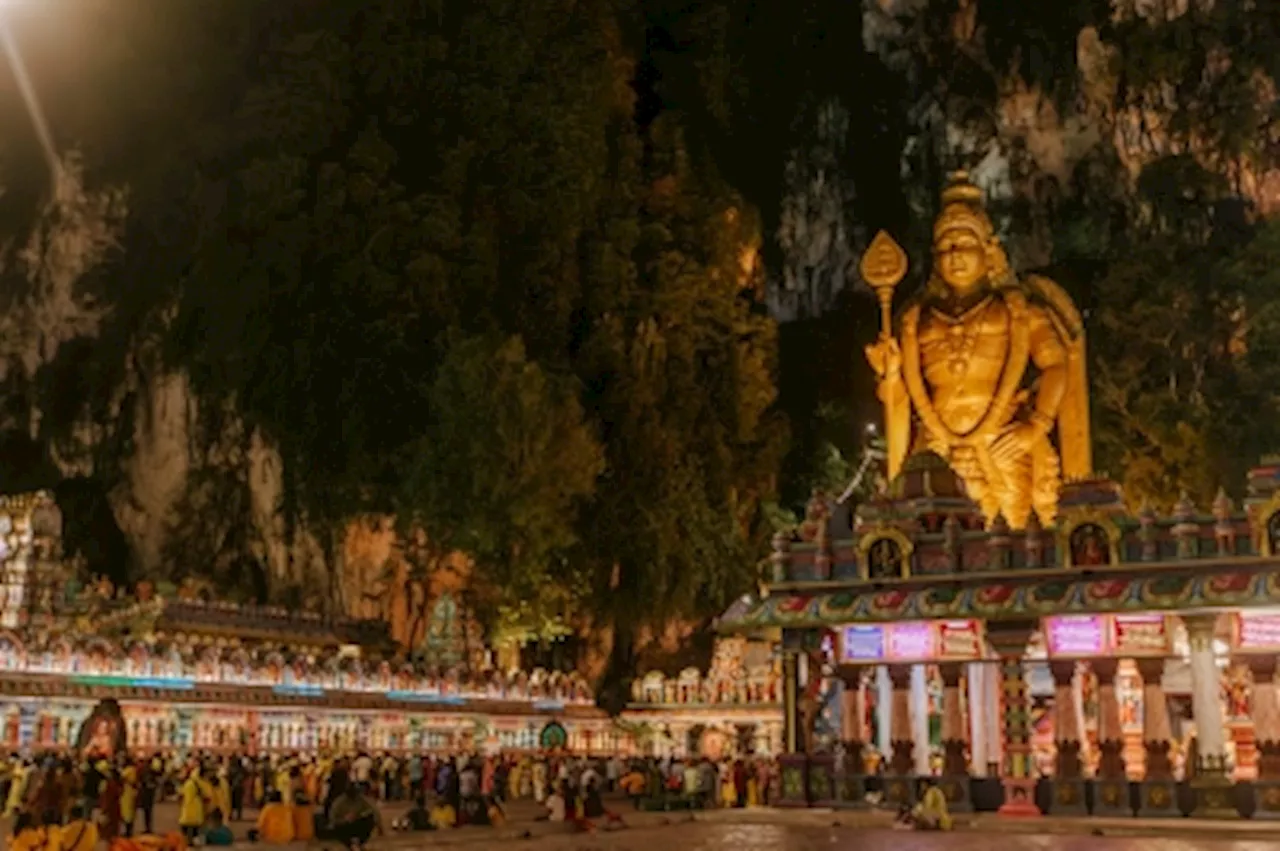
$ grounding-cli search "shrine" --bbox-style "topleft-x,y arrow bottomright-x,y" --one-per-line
0,494 -> 627,758
717,173 -> 1280,818
620,636 -> 785,759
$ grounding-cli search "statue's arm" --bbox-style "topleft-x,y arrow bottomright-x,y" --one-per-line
1028,307 -> 1068,436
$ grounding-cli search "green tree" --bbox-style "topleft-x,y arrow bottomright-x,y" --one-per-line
397,333 -> 604,636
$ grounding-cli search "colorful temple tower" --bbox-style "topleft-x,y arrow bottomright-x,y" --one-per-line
718,174 -> 1280,818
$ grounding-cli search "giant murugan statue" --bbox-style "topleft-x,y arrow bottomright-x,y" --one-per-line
863,172 -> 1091,529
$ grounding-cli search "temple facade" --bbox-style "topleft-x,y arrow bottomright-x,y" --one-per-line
0,494 -> 628,757
716,173 -> 1280,818
619,637 -> 785,759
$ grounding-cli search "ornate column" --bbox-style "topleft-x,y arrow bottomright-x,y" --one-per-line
1049,661 -> 1086,813
881,664 -> 917,808
1136,658 -> 1178,816
1185,614 -> 1235,817
939,662 -> 973,811
988,620 -> 1039,816
967,661 -> 988,777
1246,655 -> 1280,818
910,664 -> 932,776
782,649 -> 800,754
940,664 -> 967,768
1249,656 -> 1280,774
840,674 -> 862,744
876,665 -> 893,764
888,664 -> 915,775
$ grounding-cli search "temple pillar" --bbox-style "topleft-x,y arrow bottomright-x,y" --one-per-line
1185,614 -> 1235,818
1049,660 -> 1086,813
910,664 -> 931,776
1249,656 -> 1280,771
1246,655 -> 1280,818
939,663 -> 973,811
782,649 -> 800,754
967,662 -> 987,777
985,657 -> 1004,773
988,620 -> 1039,816
1136,658 -> 1178,816
875,665 -> 893,764
840,677 -> 861,744
883,664 -> 917,808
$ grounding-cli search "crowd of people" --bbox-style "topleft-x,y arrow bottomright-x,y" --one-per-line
1,750 -> 780,848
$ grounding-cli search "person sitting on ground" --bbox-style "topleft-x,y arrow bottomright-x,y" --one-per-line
540,784 -> 566,822
204,808 -> 234,846
485,795 -> 506,828
394,795 -> 434,832
60,803 -> 101,851
911,779 -> 952,832
428,796 -> 456,830
329,783 -> 383,850
9,812 -> 46,851
253,790 -> 295,844
292,788 -> 315,842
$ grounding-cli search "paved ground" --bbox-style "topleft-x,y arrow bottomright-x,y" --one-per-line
9,798 -> 1280,850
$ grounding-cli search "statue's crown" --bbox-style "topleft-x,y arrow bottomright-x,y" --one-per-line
940,170 -> 985,206
935,170 -> 993,240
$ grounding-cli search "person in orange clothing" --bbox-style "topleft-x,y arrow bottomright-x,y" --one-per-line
8,813 -> 46,851
254,791 -> 295,845
57,804 -> 102,851
291,787 -> 315,842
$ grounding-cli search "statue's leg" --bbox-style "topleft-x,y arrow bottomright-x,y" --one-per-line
952,446 -> 999,523
1030,437 -> 1062,527
997,451 -> 1033,531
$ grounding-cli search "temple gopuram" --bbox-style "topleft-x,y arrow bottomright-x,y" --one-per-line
0,494 -> 626,757
620,637 -> 784,759
717,172 -> 1280,818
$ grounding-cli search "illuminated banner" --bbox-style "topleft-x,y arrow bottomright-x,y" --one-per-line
838,620 -> 984,663
1112,615 -> 1170,657
937,620 -> 984,659
887,622 -> 937,661
1046,615 -> 1108,657
1235,613 -> 1280,651
840,625 -> 886,662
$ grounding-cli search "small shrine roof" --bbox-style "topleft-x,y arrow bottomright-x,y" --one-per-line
718,559 -> 1280,631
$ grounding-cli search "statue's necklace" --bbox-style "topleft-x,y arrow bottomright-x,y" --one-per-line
934,297 -> 990,377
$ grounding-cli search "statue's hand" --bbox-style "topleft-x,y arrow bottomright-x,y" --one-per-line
865,336 -> 902,380
990,423 -> 1039,466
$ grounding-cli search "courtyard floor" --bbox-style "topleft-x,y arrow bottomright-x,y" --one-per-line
9,798 -> 1280,850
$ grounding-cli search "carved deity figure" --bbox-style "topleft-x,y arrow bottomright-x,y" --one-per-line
863,172 -> 1091,528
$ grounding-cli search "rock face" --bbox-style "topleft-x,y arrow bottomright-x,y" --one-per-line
764,0 -> 1280,320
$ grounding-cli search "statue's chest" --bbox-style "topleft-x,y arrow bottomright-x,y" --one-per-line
919,300 -> 1010,379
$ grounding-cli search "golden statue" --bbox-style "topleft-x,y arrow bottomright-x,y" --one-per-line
863,171 -> 1091,528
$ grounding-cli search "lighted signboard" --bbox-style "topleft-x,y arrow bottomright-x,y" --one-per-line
1045,615 -> 1108,657
838,620 -> 984,663
937,620 -> 984,659
1235,613 -> 1280,651
840,625 -> 887,662
1112,614 -> 1170,657
887,622 -> 937,661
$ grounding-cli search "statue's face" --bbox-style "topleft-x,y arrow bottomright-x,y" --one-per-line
934,226 -> 988,291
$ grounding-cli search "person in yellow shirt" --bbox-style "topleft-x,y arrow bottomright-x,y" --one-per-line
255,791 -> 295,845
428,797 -> 456,829
57,804 -> 101,851
178,768 -> 209,840
214,768 -> 232,826
121,761 -> 139,837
